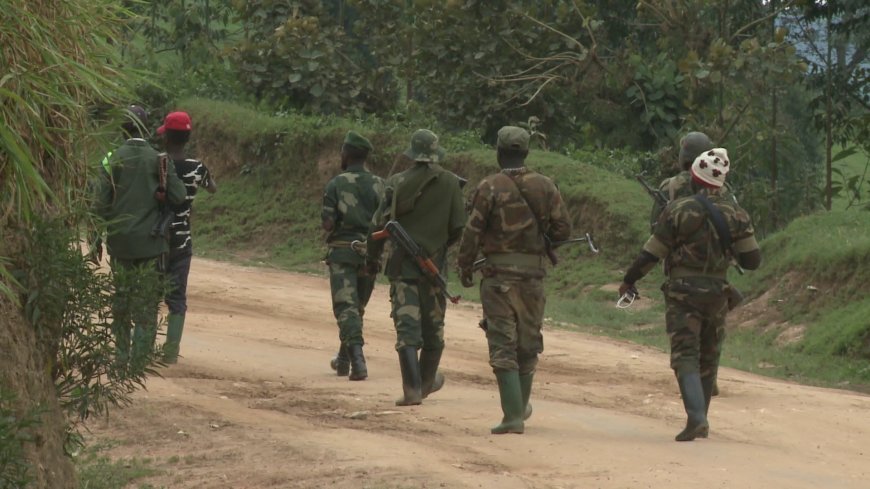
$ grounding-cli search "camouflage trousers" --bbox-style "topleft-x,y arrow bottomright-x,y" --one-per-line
329,262 -> 376,347
481,274 -> 545,374
662,277 -> 729,379
389,279 -> 445,352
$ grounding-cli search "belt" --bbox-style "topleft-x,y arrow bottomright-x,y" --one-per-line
485,253 -> 545,269
327,240 -> 367,256
668,266 -> 727,280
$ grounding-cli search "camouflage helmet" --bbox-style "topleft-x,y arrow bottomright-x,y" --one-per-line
678,131 -> 714,170
403,129 -> 446,163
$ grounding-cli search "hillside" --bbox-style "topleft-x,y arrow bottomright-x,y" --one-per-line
180,98 -> 870,389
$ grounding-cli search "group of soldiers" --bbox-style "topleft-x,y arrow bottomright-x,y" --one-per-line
91,105 -> 216,370
92,103 -> 761,441
323,127 -> 760,440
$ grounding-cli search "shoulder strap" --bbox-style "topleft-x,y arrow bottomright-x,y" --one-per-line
693,194 -> 733,252
392,167 -> 439,218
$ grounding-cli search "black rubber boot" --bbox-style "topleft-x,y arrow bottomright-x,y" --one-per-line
347,344 -> 368,381
675,371 -> 709,442
519,372 -> 534,421
395,347 -> 422,406
420,348 -> 445,398
330,344 -> 350,376
491,371 -> 524,434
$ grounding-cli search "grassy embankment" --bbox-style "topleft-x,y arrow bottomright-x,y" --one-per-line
181,98 -> 870,390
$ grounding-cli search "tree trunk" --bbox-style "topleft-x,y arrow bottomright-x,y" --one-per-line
825,15 -> 833,211
770,0 -> 778,227
0,295 -> 75,488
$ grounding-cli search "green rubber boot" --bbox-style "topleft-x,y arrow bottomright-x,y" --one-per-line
675,371 -> 709,442
699,374 -> 717,438
420,348 -> 445,398
520,372 -> 534,421
163,314 -> 185,364
491,371 -> 524,435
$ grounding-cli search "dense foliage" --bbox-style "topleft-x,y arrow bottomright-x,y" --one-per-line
125,0 -> 868,234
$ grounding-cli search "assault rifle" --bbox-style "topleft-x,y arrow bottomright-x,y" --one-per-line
471,233 -> 599,272
636,173 -> 667,208
371,220 -> 461,304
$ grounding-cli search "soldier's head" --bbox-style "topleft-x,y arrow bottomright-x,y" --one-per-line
403,129 -> 445,165
690,148 -> 730,191
679,131 -> 714,171
121,105 -> 148,139
157,111 -> 193,149
496,126 -> 530,169
340,131 -> 373,170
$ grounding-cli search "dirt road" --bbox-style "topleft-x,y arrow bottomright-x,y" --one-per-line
83,258 -> 870,489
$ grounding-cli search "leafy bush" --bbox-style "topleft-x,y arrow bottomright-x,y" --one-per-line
19,218 -> 168,452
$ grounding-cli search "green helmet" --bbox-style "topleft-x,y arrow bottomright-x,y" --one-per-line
678,131 -> 714,170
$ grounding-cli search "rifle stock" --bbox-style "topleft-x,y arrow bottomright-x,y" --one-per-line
371,220 -> 461,304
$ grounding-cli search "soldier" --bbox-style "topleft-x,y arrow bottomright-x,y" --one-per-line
649,131 -> 730,397
322,131 -> 385,381
457,126 -> 571,435
157,111 -> 217,364
93,105 -> 186,370
619,148 -> 761,441
366,129 -> 466,405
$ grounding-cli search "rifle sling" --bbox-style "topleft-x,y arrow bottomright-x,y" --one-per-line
499,173 -> 549,251
693,194 -> 733,256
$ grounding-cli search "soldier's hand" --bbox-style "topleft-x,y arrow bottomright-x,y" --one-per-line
460,268 -> 474,288
618,281 -> 636,298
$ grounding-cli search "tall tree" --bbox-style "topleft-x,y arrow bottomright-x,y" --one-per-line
792,0 -> 870,210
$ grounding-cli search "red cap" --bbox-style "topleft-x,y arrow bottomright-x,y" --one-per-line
157,111 -> 192,134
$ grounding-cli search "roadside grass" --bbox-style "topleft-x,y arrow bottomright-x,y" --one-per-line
76,449 -> 164,489
184,98 -> 870,391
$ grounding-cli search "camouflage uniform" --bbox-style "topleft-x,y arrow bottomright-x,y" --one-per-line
322,131 -> 384,380
458,126 -> 571,435
644,192 -> 757,376
457,169 -> 571,374
367,129 -> 466,405
322,164 -> 385,346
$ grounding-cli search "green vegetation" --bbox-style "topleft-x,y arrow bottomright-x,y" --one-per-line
77,455 -> 162,489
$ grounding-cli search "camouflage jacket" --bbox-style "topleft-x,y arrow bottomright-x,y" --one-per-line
322,163 -> 385,264
650,171 -> 735,232
458,169 -> 571,276
367,162 -> 466,279
643,189 -> 758,277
